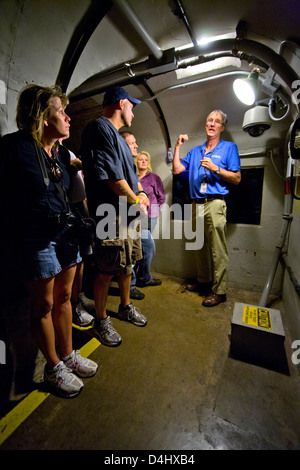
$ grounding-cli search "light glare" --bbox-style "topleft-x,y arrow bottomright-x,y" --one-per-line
233,78 -> 256,105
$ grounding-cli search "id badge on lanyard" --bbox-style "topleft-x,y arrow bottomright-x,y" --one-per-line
200,172 -> 209,193
200,182 -> 207,193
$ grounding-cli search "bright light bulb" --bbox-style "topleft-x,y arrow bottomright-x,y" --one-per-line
233,78 -> 256,105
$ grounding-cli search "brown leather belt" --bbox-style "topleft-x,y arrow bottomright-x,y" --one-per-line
193,196 -> 224,204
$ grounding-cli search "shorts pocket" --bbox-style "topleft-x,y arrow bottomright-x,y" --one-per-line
96,239 -> 126,273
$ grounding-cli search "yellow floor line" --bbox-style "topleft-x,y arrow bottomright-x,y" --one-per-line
72,322 -> 94,331
79,337 -> 101,357
0,337 -> 101,446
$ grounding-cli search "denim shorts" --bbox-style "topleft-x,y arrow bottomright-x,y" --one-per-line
23,239 -> 82,281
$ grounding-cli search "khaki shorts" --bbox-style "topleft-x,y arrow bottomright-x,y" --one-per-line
94,219 -> 142,276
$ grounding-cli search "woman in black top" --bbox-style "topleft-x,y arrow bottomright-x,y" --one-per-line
0,84 -> 98,397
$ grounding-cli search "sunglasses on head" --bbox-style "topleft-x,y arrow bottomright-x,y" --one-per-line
51,159 -> 63,182
45,151 -> 64,182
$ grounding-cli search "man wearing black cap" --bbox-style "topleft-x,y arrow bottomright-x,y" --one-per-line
81,86 -> 149,347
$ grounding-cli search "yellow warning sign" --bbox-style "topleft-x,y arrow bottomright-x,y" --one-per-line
242,305 -> 272,330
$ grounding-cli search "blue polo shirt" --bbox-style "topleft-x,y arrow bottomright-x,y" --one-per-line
180,139 -> 240,199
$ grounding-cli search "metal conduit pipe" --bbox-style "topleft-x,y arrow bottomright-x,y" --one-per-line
112,0 -> 163,60
69,38 -> 299,102
259,188 -> 294,306
56,0 -> 162,93
142,71 -> 250,101
68,52 -> 249,102
173,0 -> 198,47
176,38 -> 300,92
69,50 -> 239,102
69,61 -> 153,102
259,115 -> 300,307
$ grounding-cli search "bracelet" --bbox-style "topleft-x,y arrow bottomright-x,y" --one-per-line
139,190 -> 148,198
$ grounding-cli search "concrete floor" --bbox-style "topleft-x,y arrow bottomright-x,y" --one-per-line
1,273 -> 300,450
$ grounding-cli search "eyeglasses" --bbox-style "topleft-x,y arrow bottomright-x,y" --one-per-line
206,118 -> 223,125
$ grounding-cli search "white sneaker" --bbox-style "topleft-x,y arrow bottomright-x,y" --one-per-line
72,302 -> 94,327
44,361 -> 83,398
63,350 -> 98,378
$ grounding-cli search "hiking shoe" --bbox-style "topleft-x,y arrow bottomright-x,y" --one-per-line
72,302 -> 94,327
130,286 -> 145,300
44,361 -> 83,398
78,292 -> 95,313
63,350 -> 98,378
94,316 -> 122,347
117,303 -> 148,327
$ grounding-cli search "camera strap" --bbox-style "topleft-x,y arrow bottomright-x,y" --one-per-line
33,140 -> 92,223
33,139 -> 50,188
33,138 -> 72,208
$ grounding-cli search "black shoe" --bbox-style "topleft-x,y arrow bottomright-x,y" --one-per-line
136,278 -> 162,287
130,287 -> 145,300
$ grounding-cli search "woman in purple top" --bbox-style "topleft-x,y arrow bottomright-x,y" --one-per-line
134,151 -> 166,287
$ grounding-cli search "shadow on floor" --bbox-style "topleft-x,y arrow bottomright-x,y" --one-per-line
1,274 -> 300,450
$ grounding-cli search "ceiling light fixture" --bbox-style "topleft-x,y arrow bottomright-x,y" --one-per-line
233,68 -> 260,105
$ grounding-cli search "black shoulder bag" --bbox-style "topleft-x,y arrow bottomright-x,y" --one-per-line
33,140 -> 95,246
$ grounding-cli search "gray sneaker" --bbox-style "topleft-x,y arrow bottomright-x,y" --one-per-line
78,292 -> 95,313
117,303 -> 148,327
72,302 -> 94,327
94,316 -> 122,347
130,287 -> 145,300
44,361 -> 83,398
63,350 -> 98,378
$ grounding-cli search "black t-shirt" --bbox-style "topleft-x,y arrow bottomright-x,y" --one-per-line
0,130 -> 69,242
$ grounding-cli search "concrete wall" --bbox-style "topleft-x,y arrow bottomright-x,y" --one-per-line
1,0 -> 299,339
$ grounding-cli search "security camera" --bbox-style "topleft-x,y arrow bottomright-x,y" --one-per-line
242,105 -> 271,137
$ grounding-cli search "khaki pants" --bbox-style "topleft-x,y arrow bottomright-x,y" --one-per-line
192,199 -> 228,295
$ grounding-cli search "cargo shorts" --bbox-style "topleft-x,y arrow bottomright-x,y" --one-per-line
94,219 -> 142,276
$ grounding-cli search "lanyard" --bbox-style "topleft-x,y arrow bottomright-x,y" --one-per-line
199,143 -> 218,182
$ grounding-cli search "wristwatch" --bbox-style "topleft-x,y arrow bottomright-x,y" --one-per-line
214,166 -> 221,175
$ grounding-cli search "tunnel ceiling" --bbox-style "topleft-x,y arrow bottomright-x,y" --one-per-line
55,0 -> 299,153
62,0 -> 300,96
2,0 -> 300,152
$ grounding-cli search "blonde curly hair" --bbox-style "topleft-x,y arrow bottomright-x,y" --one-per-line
134,151 -> 152,175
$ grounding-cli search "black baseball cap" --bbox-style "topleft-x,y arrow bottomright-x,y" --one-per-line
102,86 -> 141,108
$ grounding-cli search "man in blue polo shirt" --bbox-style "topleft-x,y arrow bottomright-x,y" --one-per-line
172,110 -> 241,307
